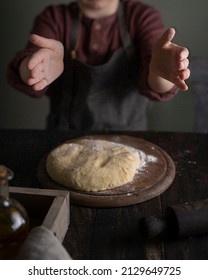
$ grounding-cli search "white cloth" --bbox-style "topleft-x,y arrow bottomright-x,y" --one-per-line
17,226 -> 72,260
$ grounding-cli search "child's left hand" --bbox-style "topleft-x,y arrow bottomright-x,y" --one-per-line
150,28 -> 190,91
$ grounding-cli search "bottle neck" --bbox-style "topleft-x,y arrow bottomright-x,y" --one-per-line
0,165 -> 13,201
0,179 -> 9,201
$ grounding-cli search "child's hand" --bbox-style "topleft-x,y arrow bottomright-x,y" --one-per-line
150,28 -> 190,91
20,34 -> 64,91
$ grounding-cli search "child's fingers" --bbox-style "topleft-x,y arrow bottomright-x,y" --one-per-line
157,28 -> 176,47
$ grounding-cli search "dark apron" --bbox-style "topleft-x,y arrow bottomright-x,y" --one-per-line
48,1 -> 151,131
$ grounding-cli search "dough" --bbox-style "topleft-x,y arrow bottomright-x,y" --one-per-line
46,139 -> 141,192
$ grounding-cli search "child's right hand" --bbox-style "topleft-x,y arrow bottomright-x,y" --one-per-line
19,34 -> 64,91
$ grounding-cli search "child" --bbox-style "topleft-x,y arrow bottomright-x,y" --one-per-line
7,0 -> 190,131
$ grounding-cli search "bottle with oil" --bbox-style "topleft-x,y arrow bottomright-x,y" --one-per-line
0,165 -> 29,259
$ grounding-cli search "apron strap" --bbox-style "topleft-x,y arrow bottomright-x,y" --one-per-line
70,2 -> 81,59
118,0 -> 135,59
70,0 -> 134,60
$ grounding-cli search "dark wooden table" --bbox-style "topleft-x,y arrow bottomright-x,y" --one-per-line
0,129 -> 208,260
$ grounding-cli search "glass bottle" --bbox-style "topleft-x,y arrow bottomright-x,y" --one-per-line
0,165 -> 29,259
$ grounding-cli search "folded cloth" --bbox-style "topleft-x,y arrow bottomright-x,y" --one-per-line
17,226 -> 72,260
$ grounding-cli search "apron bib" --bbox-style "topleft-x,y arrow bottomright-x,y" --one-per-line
48,1 -> 151,131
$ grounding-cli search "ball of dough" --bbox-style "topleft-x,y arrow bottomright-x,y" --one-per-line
46,139 -> 141,192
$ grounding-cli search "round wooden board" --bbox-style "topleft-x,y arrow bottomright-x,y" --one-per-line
38,135 -> 175,207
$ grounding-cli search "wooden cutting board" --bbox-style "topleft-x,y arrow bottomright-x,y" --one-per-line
38,135 -> 175,207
